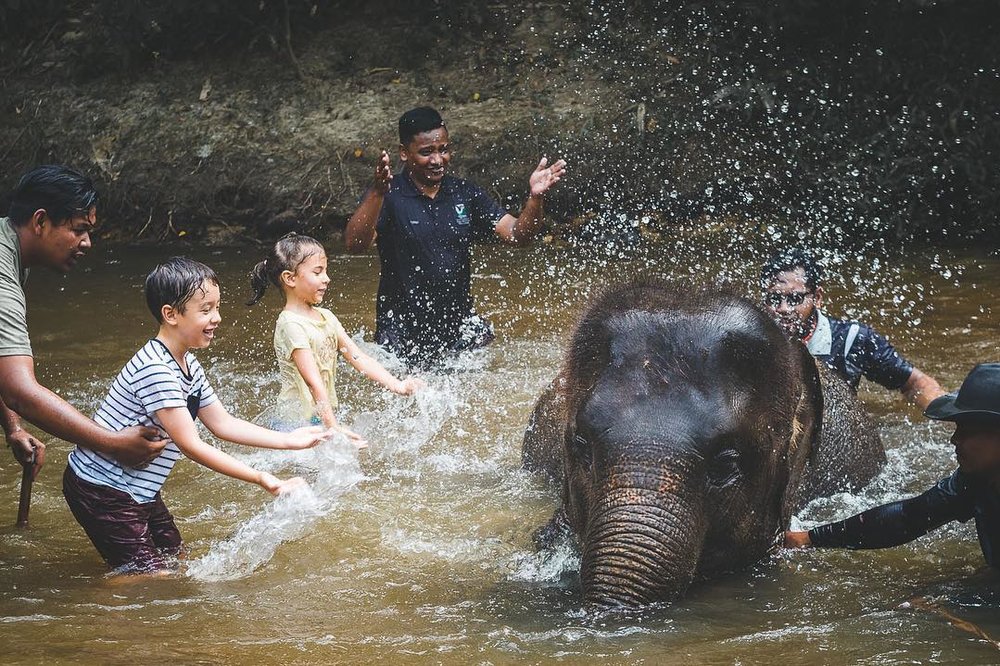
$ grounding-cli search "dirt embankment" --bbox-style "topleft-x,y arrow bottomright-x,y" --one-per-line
1,1 -> 998,248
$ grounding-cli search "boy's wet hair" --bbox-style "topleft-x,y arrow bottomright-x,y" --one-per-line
760,247 -> 823,292
399,106 -> 445,145
145,257 -> 219,323
7,164 -> 99,226
246,232 -> 325,306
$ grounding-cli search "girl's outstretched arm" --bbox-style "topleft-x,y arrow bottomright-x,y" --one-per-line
196,401 -> 331,450
156,406 -> 307,495
336,325 -> 425,395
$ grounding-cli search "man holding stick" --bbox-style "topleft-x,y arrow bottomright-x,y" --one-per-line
1,166 -> 165,523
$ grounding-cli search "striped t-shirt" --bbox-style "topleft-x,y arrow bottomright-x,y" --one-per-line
67,339 -> 218,503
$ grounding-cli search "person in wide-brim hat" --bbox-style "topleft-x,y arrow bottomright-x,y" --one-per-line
924,362 -> 1000,422
783,362 -> 1000,569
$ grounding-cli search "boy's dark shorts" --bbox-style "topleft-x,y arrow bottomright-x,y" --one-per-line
63,466 -> 182,572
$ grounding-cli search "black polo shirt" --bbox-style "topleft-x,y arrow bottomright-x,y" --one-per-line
374,172 -> 507,362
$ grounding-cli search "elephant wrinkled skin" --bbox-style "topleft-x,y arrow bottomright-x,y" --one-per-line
522,281 -> 884,607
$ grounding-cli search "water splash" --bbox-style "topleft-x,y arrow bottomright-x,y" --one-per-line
507,533 -> 580,585
187,438 -> 366,581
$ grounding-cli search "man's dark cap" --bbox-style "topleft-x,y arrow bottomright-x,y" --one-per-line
924,362 -> 1000,422
399,107 -> 445,144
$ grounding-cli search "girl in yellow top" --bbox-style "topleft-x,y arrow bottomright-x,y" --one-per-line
248,233 -> 424,446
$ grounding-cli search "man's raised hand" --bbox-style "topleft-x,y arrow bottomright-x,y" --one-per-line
529,157 -> 567,197
374,150 -> 392,193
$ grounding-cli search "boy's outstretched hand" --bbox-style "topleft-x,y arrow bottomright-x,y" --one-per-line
285,425 -> 335,450
259,472 -> 308,496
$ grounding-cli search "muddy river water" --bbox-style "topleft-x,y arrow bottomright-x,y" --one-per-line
1,230 -> 998,664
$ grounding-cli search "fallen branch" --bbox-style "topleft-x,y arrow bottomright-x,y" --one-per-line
905,596 -> 1000,651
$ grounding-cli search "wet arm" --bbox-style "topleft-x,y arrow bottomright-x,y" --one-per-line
901,368 -> 946,411
809,485 -> 962,550
494,201 -> 543,246
196,400 -> 325,450
345,189 -> 383,252
157,406 -> 283,491
495,157 -> 566,245
0,354 -> 163,463
336,329 -> 409,393
287,347 -> 337,428
344,150 -> 391,252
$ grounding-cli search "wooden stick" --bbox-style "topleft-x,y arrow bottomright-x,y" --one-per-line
16,460 -> 32,528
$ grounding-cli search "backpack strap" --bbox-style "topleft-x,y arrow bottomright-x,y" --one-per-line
843,323 -> 861,363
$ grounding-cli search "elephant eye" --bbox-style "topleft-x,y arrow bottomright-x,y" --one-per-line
707,448 -> 741,488
570,433 -> 593,467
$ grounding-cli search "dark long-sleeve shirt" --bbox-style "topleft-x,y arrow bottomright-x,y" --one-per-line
809,470 -> 1000,568
806,311 -> 914,391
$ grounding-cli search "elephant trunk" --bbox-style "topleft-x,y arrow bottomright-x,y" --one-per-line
581,486 -> 706,607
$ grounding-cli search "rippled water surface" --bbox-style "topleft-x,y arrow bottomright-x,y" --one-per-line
1,231 -> 998,664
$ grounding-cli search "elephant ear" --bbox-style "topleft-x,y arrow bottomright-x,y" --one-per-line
778,341 -> 824,525
521,374 -> 570,482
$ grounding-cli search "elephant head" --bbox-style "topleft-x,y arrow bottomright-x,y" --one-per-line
553,281 -> 823,607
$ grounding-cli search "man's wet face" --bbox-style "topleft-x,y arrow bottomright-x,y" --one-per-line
41,207 -> 96,273
764,267 -> 820,340
401,127 -> 451,189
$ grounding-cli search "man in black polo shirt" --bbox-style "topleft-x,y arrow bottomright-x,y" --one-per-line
760,247 -> 944,409
346,107 -> 566,365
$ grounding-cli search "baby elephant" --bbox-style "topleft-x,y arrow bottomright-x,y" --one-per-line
522,280 -> 884,608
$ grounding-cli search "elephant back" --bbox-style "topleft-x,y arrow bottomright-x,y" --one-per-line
795,360 -> 886,508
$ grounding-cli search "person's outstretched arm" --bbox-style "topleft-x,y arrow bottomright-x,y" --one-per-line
276,346 -> 366,446
785,477 -> 972,550
861,331 -> 945,410
336,324 -> 425,395
156,406 -> 306,495
344,150 -> 392,253
0,355 -> 165,467
494,157 -> 567,245
901,368 -> 946,410
195,401 -> 331,450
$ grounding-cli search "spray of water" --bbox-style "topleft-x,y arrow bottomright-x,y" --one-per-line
186,438 -> 366,581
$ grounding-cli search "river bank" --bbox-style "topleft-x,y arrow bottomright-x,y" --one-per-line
1,1 -> 997,247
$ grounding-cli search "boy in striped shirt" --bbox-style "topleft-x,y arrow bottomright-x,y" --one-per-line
64,257 -> 331,573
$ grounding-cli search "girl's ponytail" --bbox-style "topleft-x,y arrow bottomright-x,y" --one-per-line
246,258 -> 271,306
246,232 -> 325,306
